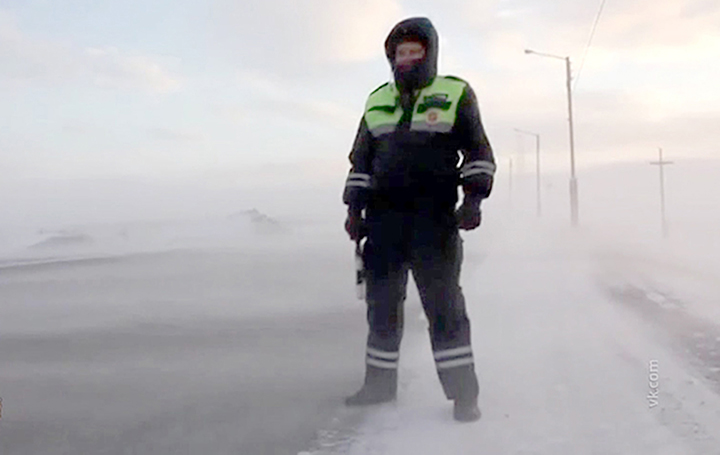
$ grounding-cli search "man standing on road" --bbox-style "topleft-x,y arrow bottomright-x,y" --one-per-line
342,17 -> 496,422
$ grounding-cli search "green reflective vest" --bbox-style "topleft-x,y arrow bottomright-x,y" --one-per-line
363,76 -> 467,137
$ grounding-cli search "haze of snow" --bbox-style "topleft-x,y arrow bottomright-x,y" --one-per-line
1,158 -> 718,453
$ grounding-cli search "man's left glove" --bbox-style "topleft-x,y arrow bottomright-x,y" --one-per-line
345,208 -> 367,241
455,199 -> 482,230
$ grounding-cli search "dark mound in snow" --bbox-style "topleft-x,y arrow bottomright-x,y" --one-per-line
227,209 -> 288,234
28,232 -> 94,249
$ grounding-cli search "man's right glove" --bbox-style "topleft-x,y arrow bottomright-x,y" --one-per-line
344,208 -> 367,241
455,199 -> 482,231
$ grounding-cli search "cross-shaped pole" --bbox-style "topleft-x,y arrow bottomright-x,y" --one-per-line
649,147 -> 673,238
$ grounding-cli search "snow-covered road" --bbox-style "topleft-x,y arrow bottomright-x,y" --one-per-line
2,219 -> 719,454
309,222 -> 720,454
0,238 -> 369,455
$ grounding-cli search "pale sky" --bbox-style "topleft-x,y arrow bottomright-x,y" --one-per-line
1,0 -> 719,225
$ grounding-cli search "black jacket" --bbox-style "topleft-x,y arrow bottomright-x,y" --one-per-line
343,18 -> 495,214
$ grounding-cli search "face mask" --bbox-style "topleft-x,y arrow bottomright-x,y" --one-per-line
393,41 -> 427,91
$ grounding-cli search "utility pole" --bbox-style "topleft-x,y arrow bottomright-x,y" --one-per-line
525,49 -> 579,226
516,131 -> 525,174
650,147 -> 673,238
508,156 -> 513,209
535,133 -> 541,217
566,56 -> 578,227
514,129 -> 542,217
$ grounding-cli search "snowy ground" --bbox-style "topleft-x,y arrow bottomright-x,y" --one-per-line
305,218 -> 720,454
2,164 -> 720,453
0,223 -> 370,455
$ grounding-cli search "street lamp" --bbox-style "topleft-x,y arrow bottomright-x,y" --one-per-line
514,128 -> 542,217
524,49 -> 579,226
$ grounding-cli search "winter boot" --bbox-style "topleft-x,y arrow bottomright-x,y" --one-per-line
453,396 -> 481,422
345,366 -> 397,406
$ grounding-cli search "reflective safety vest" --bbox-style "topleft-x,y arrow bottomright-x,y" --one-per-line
363,76 -> 468,137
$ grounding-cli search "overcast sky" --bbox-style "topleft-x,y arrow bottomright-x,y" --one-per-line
1,0 -> 718,225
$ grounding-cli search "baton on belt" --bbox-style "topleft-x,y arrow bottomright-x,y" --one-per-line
355,239 -> 366,300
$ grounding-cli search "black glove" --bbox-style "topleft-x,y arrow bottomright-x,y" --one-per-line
344,209 -> 367,240
455,199 -> 482,230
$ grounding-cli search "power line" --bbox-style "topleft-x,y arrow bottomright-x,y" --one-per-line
574,0 -> 607,91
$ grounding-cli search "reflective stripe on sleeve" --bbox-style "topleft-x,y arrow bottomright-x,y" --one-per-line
348,173 -> 370,181
345,173 -> 371,189
345,180 -> 371,188
461,160 -> 496,176
462,168 -> 494,178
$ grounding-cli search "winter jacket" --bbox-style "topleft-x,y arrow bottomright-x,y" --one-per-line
343,17 -> 495,215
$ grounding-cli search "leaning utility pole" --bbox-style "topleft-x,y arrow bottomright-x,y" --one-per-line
650,148 -> 673,238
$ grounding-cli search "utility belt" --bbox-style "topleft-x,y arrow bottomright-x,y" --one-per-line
368,176 -> 459,212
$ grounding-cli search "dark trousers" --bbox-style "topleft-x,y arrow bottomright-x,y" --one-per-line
360,209 -> 479,401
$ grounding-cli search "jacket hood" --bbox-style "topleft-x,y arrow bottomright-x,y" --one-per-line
384,17 -> 438,92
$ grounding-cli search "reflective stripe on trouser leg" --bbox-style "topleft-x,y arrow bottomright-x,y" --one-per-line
410,224 -> 479,400
433,344 -> 478,400
362,346 -> 399,395
366,347 -> 400,370
361,218 -> 409,395
434,345 -> 474,370
364,225 -> 408,370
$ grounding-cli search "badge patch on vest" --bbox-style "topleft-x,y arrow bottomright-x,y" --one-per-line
424,94 -> 448,106
417,94 -> 452,113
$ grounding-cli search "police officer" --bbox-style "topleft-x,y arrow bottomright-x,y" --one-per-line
342,17 -> 495,422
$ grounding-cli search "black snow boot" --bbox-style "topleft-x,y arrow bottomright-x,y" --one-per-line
345,366 -> 397,406
453,396 -> 481,422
